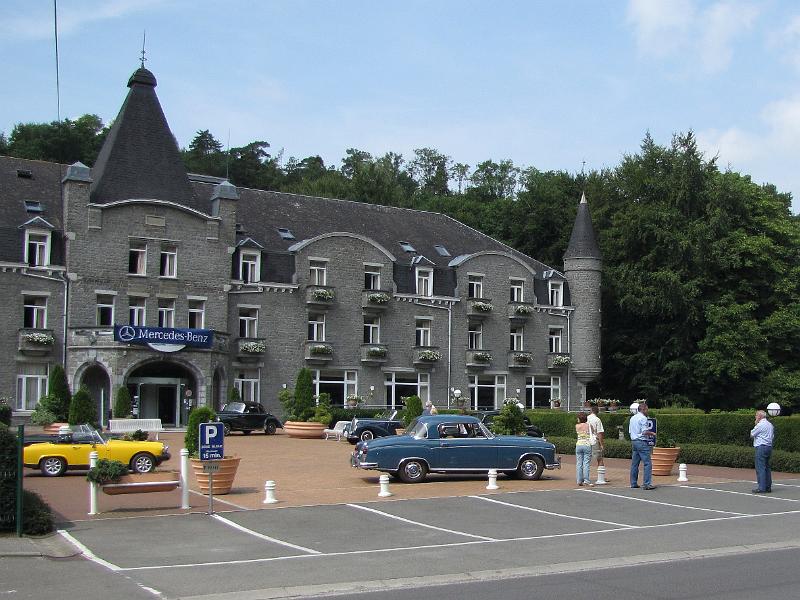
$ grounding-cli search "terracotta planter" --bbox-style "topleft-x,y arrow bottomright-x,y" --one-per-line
190,456 -> 241,495
283,421 -> 327,439
651,447 -> 681,476
43,422 -> 69,434
101,471 -> 180,495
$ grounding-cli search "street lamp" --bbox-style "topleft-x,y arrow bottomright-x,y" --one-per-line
767,402 -> 781,417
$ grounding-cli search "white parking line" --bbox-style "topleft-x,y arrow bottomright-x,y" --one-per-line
59,529 -> 122,571
584,489 -> 749,515
189,489 -> 249,510
346,503 -> 497,541
469,495 -> 637,529
681,485 -> 800,502
211,514 -> 321,554
773,482 -> 800,488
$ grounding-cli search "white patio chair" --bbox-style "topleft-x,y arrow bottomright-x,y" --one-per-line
324,420 -> 350,441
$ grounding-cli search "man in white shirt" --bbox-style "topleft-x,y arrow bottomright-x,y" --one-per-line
629,403 -> 656,490
587,405 -> 605,484
750,410 -> 775,493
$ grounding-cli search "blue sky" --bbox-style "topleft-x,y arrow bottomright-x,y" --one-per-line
2,1 -> 799,214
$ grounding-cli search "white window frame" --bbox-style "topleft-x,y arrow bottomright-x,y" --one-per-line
468,374 -> 506,411
363,316 -> 380,344
468,275 -> 483,299
510,326 -> 524,351
239,307 -> 259,338
549,327 -> 563,353
160,245 -> 177,278
525,375 -> 561,409
188,300 -> 205,329
416,268 -> 433,297
549,281 -> 563,307
468,322 -> 483,350
415,318 -> 432,347
234,370 -> 260,403
158,298 -> 175,328
308,312 -> 326,341
129,297 -> 146,326
25,230 -> 50,268
23,295 -> 47,329
510,278 -> 524,302
16,370 -> 48,411
96,294 -> 115,327
128,243 -> 147,275
240,251 -> 261,284
418,372 -> 430,403
364,266 -> 381,291
310,260 -> 327,286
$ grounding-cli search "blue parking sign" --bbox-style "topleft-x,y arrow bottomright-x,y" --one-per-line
199,422 -> 224,460
645,417 -> 657,447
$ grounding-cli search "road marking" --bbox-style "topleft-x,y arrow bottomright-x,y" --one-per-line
773,482 -> 800,488
58,529 -> 122,571
681,485 -> 800,502
190,490 -> 249,510
583,489 -> 748,515
211,514 -> 320,554
346,503 -> 497,540
469,495 -> 637,528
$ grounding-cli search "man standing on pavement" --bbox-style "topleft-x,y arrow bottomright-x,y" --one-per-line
750,409 -> 774,494
629,402 -> 656,490
588,405 -> 605,484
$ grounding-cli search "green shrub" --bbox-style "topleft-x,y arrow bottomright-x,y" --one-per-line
113,386 -> 132,418
281,368 -> 315,422
68,385 -> 97,427
184,405 -> 217,457
0,427 -> 54,534
0,400 -> 10,427
36,395 -> 63,421
47,364 -> 71,421
401,395 -> 423,427
30,408 -> 57,426
86,458 -> 128,485
228,387 -> 241,403
20,489 -> 55,535
329,407 -> 386,424
311,393 -> 333,425
491,402 -> 527,435
123,429 -> 149,442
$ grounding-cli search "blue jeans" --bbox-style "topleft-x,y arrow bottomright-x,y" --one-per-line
755,445 -> 772,491
576,444 -> 591,484
630,440 -> 652,487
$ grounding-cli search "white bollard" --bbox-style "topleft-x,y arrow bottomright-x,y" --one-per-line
677,463 -> 689,482
595,465 -> 607,485
486,469 -> 499,490
88,451 -> 98,515
263,480 -> 278,504
378,474 -> 393,497
180,449 -> 190,509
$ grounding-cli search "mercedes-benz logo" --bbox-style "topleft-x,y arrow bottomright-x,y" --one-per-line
118,325 -> 137,342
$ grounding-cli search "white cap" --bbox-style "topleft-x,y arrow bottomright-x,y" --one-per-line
629,402 -> 639,415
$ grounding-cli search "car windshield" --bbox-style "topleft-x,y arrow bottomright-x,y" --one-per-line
222,402 -> 245,413
67,424 -> 106,445
406,419 -> 428,439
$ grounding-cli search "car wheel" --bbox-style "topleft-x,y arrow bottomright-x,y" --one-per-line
360,430 -> 374,442
242,430 -> 251,436
517,455 -> 545,480
398,460 -> 427,483
265,421 -> 277,435
223,423 -> 231,436
40,456 -> 66,477
131,452 -> 156,474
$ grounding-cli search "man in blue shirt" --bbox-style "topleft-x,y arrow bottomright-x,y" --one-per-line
629,403 -> 657,490
750,410 -> 775,494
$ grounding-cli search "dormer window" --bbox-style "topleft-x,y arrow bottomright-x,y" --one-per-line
434,244 -> 450,257
240,250 -> 261,284
277,227 -> 295,240
416,267 -> 433,297
24,200 -> 42,213
549,281 -> 563,307
25,231 -> 50,267
399,241 -> 416,253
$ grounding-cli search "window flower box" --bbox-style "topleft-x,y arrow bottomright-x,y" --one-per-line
306,285 -> 336,308
367,292 -> 390,304
466,349 -> 492,367
418,349 -> 441,361
548,354 -> 572,369
309,343 -> 333,355
467,298 -> 494,320
509,351 -> 532,368
472,351 -> 492,362
18,328 -> 55,356
361,344 -> 388,364
239,340 -> 266,354
311,289 -> 335,302
472,301 -> 493,312
23,332 -> 54,345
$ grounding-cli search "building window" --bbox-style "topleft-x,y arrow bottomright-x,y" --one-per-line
310,260 -> 327,286
415,318 -> 432,346
510,326 -> 524,351
234,370 -> 260,403
549,281 -> 563,307
363,316 -> 380,344
510,279 -> 524,302
160,245 -> 177,278
549,327 -> 563,353
23,295 -> 47,329
416,268 -> 433,297
158,298 -> 175,328
468,275 -> 483,299
128,242 -> 147,275
96,295 -> 115,327
188,300 -> 205,329
312,370 -> 357,407
469,375 -> 506,411
129,297 -> 146,326
418,373 -> 430,403
308,312 -> 325,341
240,251 -> 260,283
468,323 -> 483,350
384,372 -> 425,410
239,307 -> 258,338
25,231 -> 50,267
16,365 -> 48,411
364,266 -> 381,291
525,375 -> 561,409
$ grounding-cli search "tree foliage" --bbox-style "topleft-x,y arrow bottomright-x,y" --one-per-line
68,385 -> 97,426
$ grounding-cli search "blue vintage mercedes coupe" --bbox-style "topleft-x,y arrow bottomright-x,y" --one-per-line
351,414 -> 560,483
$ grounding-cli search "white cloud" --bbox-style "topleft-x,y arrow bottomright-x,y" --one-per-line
627,0 -> 695,58
698,2 -> 758,71
770,15 -> 800,72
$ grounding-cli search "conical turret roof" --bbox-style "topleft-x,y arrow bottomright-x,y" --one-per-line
89,67 -> 196,207
563,192 -> 601,259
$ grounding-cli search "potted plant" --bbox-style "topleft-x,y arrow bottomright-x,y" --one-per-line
87,458 -> 179,495
186,405 -> 240,495
346,394 -> 361,409
651,438 -> 681,476
281,368 -> 328,438
551,398 -> 561,409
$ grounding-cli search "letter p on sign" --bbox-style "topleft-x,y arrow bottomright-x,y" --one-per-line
203,424 -> 219,445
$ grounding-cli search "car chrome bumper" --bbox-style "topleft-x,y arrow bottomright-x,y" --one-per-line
546,456 -> 561,470
350,455 -> 377,470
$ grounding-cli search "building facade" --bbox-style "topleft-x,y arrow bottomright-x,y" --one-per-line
1,67 -> 602,426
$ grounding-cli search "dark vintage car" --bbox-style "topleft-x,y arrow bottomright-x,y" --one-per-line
351,414 -> 559,483
347,410 -> 403,443
217,401 -> 283,435
476,411 -> 544,437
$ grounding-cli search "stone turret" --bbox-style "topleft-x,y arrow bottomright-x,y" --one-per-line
563,192 -> 602,401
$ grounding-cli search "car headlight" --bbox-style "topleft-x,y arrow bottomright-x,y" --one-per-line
162,444 -> 170,453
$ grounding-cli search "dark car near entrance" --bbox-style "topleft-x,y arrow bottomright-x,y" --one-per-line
217,401 -> 282,435
347,410 -> 403,443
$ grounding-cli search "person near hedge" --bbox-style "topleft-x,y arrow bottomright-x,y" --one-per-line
629,403 -> 656,490
750,409 -> 775,494
575,412 -> 592,486
588,405 -> 605,483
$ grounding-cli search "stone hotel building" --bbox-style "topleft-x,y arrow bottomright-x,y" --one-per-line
0,66 -> 602,427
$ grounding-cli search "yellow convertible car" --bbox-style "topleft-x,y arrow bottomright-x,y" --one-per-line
24,424 -> 171,477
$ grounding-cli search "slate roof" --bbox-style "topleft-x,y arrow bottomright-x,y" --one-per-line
563,192 -> 602,259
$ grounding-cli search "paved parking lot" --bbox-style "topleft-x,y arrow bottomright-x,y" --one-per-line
54,478 -> 800,599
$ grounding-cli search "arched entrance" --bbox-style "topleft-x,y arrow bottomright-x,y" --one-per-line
79,363 -> 111,428
126,360 -> 199,427
212,366 -> 225,411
